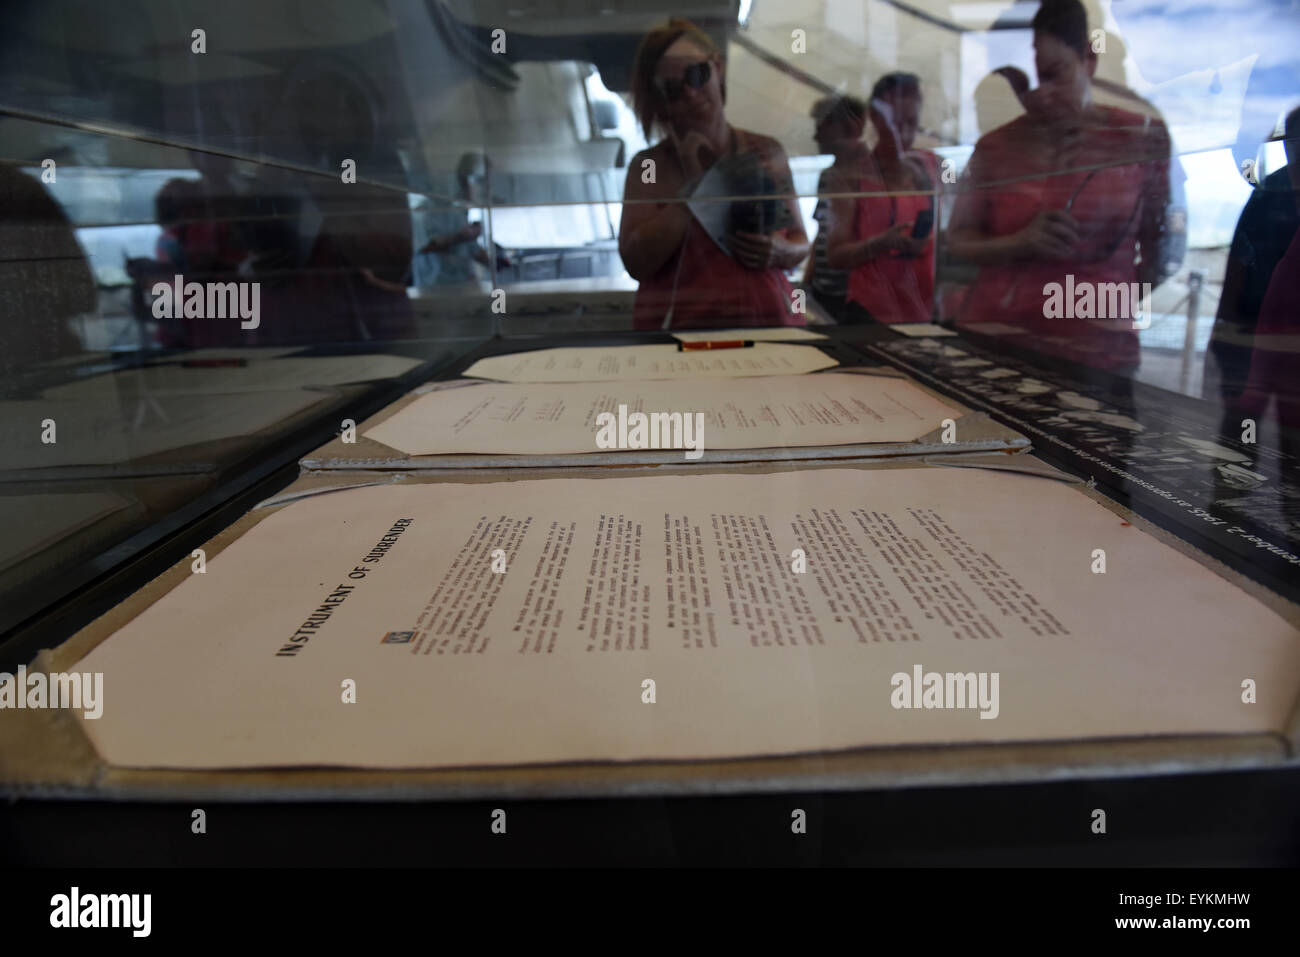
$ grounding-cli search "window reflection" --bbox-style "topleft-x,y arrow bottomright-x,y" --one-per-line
0,0 -> 1298,631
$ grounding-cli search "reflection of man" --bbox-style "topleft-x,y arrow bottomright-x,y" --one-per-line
243,71 -> 416,345
0,163 -> 95,375
413,153 -> 507,288
183,144 -> 248,277
1209,108 -> 1300,409
1235,108 -> 1300,472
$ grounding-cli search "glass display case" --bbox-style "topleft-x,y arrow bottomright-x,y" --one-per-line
1,0 -> 1298,875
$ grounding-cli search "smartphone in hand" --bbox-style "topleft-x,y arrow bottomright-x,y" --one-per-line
911,208 -> 934,241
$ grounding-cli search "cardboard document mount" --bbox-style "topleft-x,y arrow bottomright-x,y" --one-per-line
3,450 -> 1299,802
298,367 -> 1030,472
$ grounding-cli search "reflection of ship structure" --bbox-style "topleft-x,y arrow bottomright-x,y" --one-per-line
1175,435 -> 1254,464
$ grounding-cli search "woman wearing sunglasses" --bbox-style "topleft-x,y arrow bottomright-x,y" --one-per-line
620,18 -> 810,329
947,0 -> 1177,374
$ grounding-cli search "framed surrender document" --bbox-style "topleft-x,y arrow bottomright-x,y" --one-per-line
56,464 -> 1300,772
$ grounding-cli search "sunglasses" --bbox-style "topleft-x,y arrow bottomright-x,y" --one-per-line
654,60 -> 712,102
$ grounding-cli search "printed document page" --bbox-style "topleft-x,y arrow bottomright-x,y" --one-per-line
75,467 -> 1300,769
363,374 -> 960,456
462,343 -> 838,382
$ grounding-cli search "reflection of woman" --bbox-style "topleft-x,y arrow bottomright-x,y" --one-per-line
947,0 -> 1173,372
825,72 -> 939,324
619,19 -> 809,329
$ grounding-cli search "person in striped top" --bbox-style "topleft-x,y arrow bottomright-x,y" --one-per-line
805,94 -> 869,318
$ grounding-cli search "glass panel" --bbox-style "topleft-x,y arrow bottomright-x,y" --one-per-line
1,0 -> 1298,644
